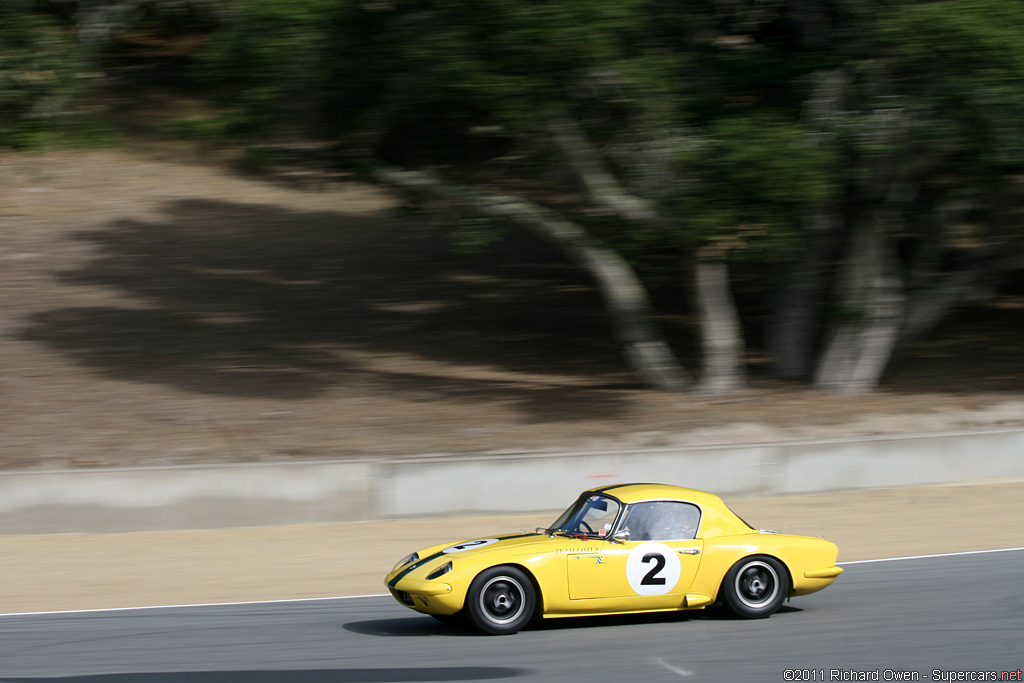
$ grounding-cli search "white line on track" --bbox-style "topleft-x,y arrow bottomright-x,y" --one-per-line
837,546 -> 1024,565
2,546 -> 1022,618
655,658 -> 693,678
0,594 -> 389,618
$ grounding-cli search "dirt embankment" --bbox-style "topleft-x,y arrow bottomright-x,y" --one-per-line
2,150 -> 1023,473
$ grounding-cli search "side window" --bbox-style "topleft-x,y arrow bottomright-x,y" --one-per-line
622,502 -> 700,541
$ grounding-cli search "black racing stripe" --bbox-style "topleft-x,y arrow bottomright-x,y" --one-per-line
386,532 -> 541,589
496,533 -> 540,541
593,483 -> 663,493
388,551 -> 446,589
592,482 -> 660,494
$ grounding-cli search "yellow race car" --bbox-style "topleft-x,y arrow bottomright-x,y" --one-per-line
385,483 -> 842,634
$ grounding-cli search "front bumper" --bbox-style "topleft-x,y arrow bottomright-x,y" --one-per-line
394,578 -> 453,596
386,575 -> 464,615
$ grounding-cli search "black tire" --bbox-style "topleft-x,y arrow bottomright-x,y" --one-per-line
721,555 -> 789,619
464,566 -> 536,635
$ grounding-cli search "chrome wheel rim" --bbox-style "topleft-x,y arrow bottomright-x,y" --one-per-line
735,560 -> 780,609
478,575 -> 526,625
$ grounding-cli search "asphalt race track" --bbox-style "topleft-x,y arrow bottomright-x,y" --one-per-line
1,550 -> 1021,683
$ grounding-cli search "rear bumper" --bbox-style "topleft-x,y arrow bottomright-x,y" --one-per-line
804,566 -> 844,579
791,565 -> 843,596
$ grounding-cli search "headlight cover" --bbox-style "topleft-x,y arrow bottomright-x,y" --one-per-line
394,552 -> 419,571
426,560 -> 453,580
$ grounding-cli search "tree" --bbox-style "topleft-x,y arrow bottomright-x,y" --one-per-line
191,0 -> 1024,394
43,1 -> 216,43
798,0 -> 1024,392
312,0 -> 705,390
310,0 -> 848,393
0,0 -> 94,147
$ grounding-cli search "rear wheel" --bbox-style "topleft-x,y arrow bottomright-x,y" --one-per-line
464,566 -> 535,635
721,556 -> 788,618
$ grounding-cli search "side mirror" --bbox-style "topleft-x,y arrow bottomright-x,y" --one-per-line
610,529 -> 630,544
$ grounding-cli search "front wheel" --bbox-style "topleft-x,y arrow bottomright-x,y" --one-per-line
721,556 -> 789,619
464,566 -> 535,635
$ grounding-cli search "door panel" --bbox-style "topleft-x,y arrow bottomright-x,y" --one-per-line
568,540 -> 703,602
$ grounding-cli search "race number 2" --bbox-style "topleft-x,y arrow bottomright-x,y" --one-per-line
442,538 -> 500,554
626,542 -> 682,595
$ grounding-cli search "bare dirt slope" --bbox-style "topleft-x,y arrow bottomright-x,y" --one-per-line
2,149 -> 1024,473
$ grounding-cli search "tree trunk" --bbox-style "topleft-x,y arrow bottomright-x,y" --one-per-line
547,117 -> 745,394
768,203 -> 839,379
814,220 -> 904,394
371,166 -> 691,391
694,256 -> 745,394
898,248 -> 1024,349
899,272 -> 975,347
773,67 -> 848,380
70,1 -> 150,43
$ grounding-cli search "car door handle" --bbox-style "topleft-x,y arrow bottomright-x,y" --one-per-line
678,548 -> 700,555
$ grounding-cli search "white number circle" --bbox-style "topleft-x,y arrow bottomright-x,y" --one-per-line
626,542 -> 681,596
442,538 -> 500,554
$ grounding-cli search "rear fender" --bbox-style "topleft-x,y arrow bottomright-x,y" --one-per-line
694,534 -> 838,600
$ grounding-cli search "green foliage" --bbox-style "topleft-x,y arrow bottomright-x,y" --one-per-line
321,0 -> 645,159
200,0 -> 642,144
679,114 -> 838,256
158,115 -> 232,143
199,0 -> 337,136
99,0 -> 1024,282
879,0 -> 1024,169
236,146 -> 275,174
446,212 -> 504,254
0,1 -> 96,148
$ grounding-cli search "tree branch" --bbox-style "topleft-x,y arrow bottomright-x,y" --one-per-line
900,247 -> 1024,346
371,166 -> 691,391
546,118 -> 672,229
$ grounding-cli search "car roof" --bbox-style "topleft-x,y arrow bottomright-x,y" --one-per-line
586,483 -> 725,506
585,483 -> 755,537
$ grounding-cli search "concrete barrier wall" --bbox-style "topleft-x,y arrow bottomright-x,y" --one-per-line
1,427 -> 1022,534
0,461 -> 375,534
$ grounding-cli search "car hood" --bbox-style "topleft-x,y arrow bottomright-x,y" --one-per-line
423,531 -> 551,560
431,530 -> 624,556
391,531 -> 607,583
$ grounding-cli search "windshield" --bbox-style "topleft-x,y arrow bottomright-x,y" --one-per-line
548,494 -> 621,538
